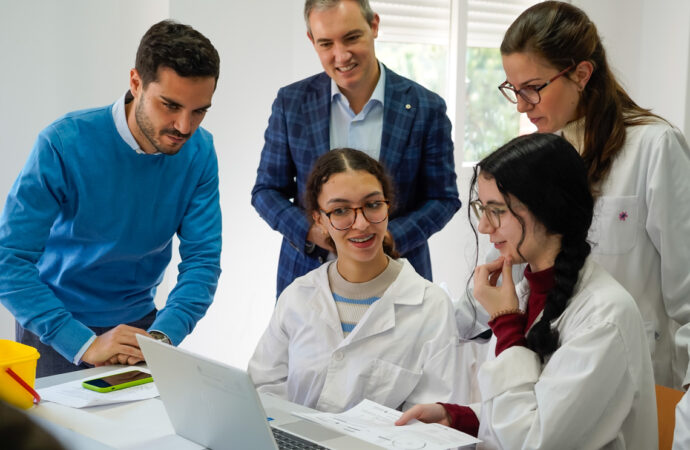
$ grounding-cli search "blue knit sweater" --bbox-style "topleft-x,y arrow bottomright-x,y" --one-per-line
0,101 -> 222,362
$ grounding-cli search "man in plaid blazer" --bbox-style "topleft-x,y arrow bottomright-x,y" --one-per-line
252,0 -> 460,296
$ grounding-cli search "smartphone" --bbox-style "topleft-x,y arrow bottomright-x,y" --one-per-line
82,370 -> 153,393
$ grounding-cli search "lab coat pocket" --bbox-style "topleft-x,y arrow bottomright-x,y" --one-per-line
589,195 -> 639,255
363,359 -> 422,409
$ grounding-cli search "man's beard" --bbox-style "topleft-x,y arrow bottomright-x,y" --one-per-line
135,99 -> 190,155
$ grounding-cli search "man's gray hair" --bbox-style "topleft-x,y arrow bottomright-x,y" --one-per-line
304,0 -> 375,34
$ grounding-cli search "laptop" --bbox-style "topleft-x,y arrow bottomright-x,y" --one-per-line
136,335 -> 381,450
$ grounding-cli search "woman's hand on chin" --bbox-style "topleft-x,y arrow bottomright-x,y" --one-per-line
473,255 -> 519,317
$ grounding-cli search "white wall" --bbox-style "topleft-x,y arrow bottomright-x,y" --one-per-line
573,0 -> 690,136
163,0 -> 322,366
0,0 -> 169,342
1,0 -> 689,370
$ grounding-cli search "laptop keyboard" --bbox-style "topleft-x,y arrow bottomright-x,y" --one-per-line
272,428 -> 329,450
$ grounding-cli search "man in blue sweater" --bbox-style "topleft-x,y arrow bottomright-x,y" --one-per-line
0,20 -> 222,376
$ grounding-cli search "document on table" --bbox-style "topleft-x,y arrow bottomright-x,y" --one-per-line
37,367 -> 159,408
294,399 -> 481,450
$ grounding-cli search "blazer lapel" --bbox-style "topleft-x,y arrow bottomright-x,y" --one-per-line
380,66 -> 416,175
302,73 -> 332,157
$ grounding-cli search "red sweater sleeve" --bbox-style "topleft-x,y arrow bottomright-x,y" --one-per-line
437,403 -> 479,437
489,313 -> 527,356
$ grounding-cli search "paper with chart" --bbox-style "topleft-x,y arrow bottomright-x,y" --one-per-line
294,399 -> 480,450
37,367 -> 159,408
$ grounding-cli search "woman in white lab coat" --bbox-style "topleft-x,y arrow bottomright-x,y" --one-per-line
248,148 -> 470,413
397,133 -> 657,449
495,0 -> 690,389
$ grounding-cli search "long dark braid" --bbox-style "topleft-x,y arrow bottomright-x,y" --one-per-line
470,133 -> 594,361
526,233 -> 590,359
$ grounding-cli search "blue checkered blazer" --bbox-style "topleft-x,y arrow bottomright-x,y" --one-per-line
252,65 -> 461,297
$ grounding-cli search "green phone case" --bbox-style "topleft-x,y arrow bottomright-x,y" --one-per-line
82,373 -> 153,393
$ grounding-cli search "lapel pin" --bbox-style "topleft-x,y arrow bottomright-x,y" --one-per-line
405,104 -> 411,110
618,211 -> 628,221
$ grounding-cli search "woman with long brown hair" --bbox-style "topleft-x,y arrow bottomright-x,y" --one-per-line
495,0 -> 690,390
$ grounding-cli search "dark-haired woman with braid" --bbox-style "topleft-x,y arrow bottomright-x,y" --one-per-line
498,0 -> 690,390
397,134 -> 656,449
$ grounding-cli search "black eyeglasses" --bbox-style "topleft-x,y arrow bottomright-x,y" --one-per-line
498,63 -> 576,105
320,200 -> 390,231
470,200 -> 507,229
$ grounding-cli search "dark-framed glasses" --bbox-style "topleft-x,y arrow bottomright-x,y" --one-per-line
470,200 -> 506,229
320,200 -> 390,231
498,63 -> 576,105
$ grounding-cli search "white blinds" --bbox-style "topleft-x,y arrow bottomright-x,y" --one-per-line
372,0 -> 540,48
467,0 -> 539,47
371,0 -> 451,45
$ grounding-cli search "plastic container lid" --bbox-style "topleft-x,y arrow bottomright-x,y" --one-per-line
0,340 -> 40,367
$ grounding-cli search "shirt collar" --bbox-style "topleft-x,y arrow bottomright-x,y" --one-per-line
111,91 -> 160,155
330,60 -> 386,109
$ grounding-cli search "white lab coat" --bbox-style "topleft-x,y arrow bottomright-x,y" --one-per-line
461,120 -> 690,388
473,257 -> 657,450
583,120 -> 690,389
674,391 -> 690,450
248,259 -> 473,412
673,325 -> 690,448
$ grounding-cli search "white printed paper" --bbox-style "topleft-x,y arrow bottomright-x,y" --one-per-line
294,399 -> 480,450
37,368 -> 159,408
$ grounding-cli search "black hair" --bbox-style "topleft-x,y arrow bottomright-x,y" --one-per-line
135,20 -> 220,87
305,148 -> 398,258
468,133 -> 593,360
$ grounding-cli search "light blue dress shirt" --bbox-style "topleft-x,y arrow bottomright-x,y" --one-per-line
329,61 -> 386,160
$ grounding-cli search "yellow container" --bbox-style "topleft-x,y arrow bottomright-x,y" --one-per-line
0,339 -> 40,409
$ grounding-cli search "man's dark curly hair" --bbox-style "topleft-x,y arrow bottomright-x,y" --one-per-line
135,20 -> 220,87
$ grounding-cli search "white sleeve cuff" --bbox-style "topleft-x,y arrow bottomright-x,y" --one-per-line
73,335 -> 97,365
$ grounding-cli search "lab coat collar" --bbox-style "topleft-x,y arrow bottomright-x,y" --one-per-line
311,259 -> 425,346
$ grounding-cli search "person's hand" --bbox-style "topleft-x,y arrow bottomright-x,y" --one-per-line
473,255 -> 519,318
395,403 -> 450,427
82,325 -> 151,366
307,223 -> 335,253
102,353 -> 144,366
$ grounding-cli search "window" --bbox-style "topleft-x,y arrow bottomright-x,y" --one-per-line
373,1 -> 450,98
373,0 -> 539,163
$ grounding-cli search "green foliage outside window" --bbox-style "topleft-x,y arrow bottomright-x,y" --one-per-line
375,41 -> 447,99
464,47 -> 520,162
375,43 -> 519,163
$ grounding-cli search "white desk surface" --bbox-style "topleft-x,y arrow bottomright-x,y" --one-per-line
29,365 -> 180,449
28,365 -> 385,450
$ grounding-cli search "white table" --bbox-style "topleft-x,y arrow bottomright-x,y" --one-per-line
27,366 -> 385,449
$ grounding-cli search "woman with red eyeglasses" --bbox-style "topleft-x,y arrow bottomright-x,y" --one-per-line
493,0 -> 690,392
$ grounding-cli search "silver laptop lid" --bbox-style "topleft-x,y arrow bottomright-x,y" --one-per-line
137,335 -> 278,450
